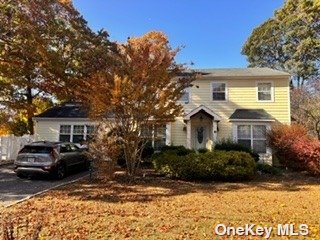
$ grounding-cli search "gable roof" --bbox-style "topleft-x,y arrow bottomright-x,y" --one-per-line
184,105 -> 221,121
193,67 -> 290,78
229,109 -> 275,122
34,103 -> 89,119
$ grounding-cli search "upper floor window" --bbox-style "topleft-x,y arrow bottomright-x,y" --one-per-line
179,87 -> 190,103
212,82 -> 227,101
257,82 -> 273,101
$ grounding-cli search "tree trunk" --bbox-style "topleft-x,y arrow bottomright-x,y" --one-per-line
316,121 -> 320,140
26,86 -> 34,135
124,140 -> 141,180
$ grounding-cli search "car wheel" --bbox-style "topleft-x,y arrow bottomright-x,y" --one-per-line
55,163 -> 66,180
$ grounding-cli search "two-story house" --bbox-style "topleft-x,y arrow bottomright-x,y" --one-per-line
33,68 -> 291,163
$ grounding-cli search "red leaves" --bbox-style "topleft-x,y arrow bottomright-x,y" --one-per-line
268,124 -> 320,174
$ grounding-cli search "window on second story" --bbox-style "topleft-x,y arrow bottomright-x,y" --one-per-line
257,82 -> 273,101
179,88 -> 190,103
212,82 -> 227,101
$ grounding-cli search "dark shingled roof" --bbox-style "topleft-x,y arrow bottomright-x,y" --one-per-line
35,103 -> 89,119
229,109 -> 274,120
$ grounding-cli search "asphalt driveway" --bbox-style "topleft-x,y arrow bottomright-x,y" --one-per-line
0,164 -> 88,207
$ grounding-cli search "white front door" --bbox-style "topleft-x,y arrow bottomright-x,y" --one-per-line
194,125 -> 209,149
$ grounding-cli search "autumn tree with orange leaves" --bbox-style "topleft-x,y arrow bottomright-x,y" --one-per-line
0,0 -> 114,134
80,32 -> 194,177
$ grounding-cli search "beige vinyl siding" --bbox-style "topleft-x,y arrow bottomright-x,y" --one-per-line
34,120 -> 95,142
171,118 -> 188,146
171,76 -> 290,145
34,121 -> 59,141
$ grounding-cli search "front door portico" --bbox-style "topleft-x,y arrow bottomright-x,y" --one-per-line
184,105 -> 221,151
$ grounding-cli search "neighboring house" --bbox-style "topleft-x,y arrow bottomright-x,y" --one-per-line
33,68 -> 291,163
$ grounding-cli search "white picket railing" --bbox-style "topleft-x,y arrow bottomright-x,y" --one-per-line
0,135 -> 34,162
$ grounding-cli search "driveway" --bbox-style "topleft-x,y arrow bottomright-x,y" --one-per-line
0,164 -> 89,207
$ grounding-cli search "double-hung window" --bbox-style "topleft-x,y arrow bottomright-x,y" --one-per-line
154,125 -> 166,151
179,87 -> 190,103
59,125 -> 96,143
257,82 -> 273,101
237,125 -> 267,153
73,125 -> 85,143
59,125 -> 71,142
86,125 -> 96,140
212,82 -> 227,101
141,124 -> 166,151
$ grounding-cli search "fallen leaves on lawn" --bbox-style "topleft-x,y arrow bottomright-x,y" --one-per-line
1,171 -> 320,239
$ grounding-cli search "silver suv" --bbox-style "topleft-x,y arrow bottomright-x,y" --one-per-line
14,141 -> 89,179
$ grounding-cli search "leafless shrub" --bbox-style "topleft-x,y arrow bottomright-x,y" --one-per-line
87,123 -> 117,180
1,214 -> 43,240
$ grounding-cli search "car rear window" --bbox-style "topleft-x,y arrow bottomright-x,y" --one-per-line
19,146 -> 53,154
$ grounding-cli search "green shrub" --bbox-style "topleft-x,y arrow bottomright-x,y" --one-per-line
160,145 -> 195,156
215,139 -> 260,162
153,150 -> 256,181
256,163 -> 283,175
197,148 -> 209,153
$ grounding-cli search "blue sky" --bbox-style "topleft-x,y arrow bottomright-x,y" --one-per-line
73,0 -> 284,68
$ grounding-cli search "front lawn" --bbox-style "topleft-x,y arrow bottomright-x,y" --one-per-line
2,171 -> 320,239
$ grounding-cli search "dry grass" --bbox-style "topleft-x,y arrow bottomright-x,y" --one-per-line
2,171 -> 320,239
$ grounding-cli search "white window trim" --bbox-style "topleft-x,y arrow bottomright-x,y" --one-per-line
256,81 -> 274,102
59,124 -> 96,142
232,122 -> 272,154
141,124 -> 167,151
178,87 -> 191,104
59,125 -> 72,142
211,81 -> 228,102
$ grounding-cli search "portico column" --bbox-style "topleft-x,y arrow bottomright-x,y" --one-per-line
212,121 -> 218,142
186,120 -> 191,149
165,123 -> 171,146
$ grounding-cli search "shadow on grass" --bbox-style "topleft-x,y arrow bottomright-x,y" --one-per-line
48,168 -> 320,204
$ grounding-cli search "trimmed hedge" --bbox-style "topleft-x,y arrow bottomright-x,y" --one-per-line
160,145 -> 195,156
153,150 -> 256,181
256,163 -> 283,176
214,139 -> 260,162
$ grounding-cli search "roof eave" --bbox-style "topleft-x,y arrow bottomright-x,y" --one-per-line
229,119 -> 275,122
33,117 -> 92,121
197,75 -> 290,80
